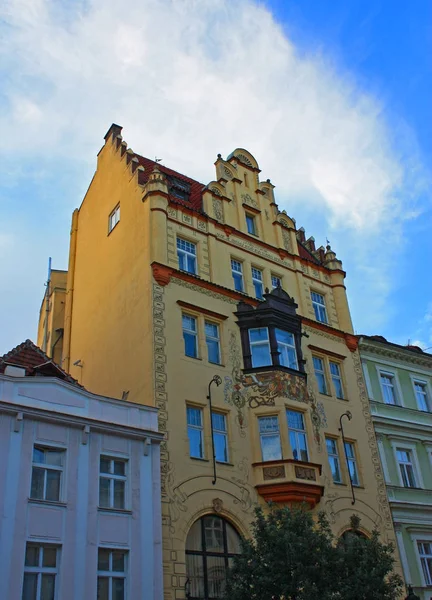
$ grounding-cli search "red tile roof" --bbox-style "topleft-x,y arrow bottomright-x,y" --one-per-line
136,155 -> 206,212
297,241 -> 321,265
0,339 -> 80,386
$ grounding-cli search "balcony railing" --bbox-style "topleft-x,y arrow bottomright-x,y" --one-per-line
252,459 -> 324,508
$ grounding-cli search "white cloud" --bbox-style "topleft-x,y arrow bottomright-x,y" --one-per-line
0,0 -> 428,350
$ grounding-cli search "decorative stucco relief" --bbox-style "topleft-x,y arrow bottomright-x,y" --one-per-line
172,277 -> 238,304
212,198 -> 224,223
241,193 -> 258,209
224,331 -> 326,450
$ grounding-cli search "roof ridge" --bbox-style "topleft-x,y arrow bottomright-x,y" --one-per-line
136,153 -> 206,187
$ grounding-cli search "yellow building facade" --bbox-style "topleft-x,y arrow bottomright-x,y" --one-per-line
40,124 -> 401,599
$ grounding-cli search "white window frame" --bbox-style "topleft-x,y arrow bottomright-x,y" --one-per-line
410,376 -> 431,412
205,321 -> 221,365
97,547 -> 128,600
245,213 -> 257,235
389,439 -> 424,488
286,410 -> 309,462
329,361 -> 344,399
310,291 -> 328,324
187,406 -> 204,459
377,367 -> 403,406
182,314 -> 198,358
409,534 -> 432,587
177,237 -> 197,274
23,543 -> 60,600
344,441 -> 360,486
251,267 -> 264,299
30,445 -> 65,503
99,456 -> 128,510
275,328 -> 298,370
271,274 -> 282,289
211,411 -> 229,463
258,415 -> 282,462
231,259 -> 244,293
249,327 -> 271,368
326,437 -> 343,483
108,205 -> 120,233
312,355 -> 328,395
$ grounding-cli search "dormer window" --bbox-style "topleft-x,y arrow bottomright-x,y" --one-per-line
236,287 -> 305,376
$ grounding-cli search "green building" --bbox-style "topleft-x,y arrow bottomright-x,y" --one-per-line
359,335 -> 432,599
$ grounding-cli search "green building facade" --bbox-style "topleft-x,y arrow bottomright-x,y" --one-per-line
359,335 -> 432,599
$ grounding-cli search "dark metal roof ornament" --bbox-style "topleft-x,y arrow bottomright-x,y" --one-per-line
405,585 -> 420,600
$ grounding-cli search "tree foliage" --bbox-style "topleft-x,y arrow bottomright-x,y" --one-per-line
224,506 -> 403,600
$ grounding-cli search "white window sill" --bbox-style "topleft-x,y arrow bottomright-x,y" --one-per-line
28,498 -> 67,508
98,506 -> 133,515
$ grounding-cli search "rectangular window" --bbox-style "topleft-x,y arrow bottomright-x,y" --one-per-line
313,356 -> 328,394
380,372 -> 397,405
418,542 -> 432,585
30,446 -> 65,502
251,267 -> 264,299
246,214 -> 256,235
183,314 -> 198,358
205,322 -> 221,364
275,329 -> 298,370
326,438 -> 342,483
330,361 -> 344,399
271,275 -> 281,289
231,259 -> 244,292
187,407 -> 204,459
287,410 -> 309,462
108,205 -> 120,233
212,412 -> 228,463
23,543 -> 58,600
97,548 -> 127,600
99,457 -> 127,509
414,381 -> 430,412
249,327 -> 271,368
344,442 -> 360,486
396,448 -> 417,488
258,416 -> 282,462
177,238 -> 197,274
311,291 -> 328,323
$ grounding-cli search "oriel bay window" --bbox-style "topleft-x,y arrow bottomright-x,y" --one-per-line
236,287 -> 305,375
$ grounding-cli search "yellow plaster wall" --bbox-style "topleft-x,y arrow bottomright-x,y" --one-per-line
39,130 -> 400,599
37,269 -> 67,364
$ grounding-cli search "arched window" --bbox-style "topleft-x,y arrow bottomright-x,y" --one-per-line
185,515 -> 241,599
339,528 -> 368,548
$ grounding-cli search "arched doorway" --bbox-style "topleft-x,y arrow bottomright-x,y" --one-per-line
185,515 -> 241,599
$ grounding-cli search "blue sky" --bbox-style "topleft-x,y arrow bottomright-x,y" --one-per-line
0,0 -> 430,355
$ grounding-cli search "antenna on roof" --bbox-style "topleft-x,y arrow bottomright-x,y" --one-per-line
155,157 -> 162,163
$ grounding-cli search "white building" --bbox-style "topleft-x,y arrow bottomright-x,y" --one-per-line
0,339 -> 163,600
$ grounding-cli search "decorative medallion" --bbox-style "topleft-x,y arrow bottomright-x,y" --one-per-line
212,498 -> 224,513
223,167 -> 233,180
241,193 -> 258,209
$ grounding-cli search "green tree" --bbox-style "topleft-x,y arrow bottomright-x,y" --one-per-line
224,506 -> 403,600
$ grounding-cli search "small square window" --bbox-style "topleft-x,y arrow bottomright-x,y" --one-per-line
396,448 -> 417,488
246,214 -> 256,235
249,327 -> 271,367
380,372 -> 397,405
258,416 -> 282,462
23,544 -> 59,600
212,412 -> 228,463
271,275 -> 282,289
326,438 -> 342,483
417,542 -> 432,585
344,442 -> 360,486
287,410 -> 308,462
108,205 -> 120,233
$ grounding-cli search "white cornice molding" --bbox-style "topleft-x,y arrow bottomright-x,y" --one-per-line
359,340 -> 432,370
